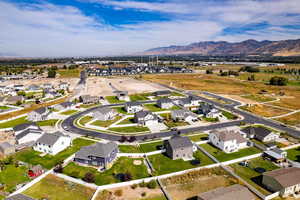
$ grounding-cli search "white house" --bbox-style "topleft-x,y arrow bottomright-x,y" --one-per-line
13,123 -> 44,145
242,126 -> 280,142
115,91 -> 130,101
157,98 -> 173,109
125,102 -> 143,113
134,111 -> 158,126
27,107 -> 50,122
58,82 -> 69,90
53,102 -> 74,111
33,131 -> 71,155
171,109 -> 198,123
209,128 -> 248,153
93,107 -> 118,121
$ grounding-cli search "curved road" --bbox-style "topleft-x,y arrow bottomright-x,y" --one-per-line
61,88 -> 300,142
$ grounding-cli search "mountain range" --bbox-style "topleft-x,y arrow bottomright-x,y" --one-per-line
144,39 -> 300,56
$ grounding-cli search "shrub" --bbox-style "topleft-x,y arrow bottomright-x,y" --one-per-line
131,184 -> 138,189
139,181 -> 147,187
114,189 -> 123,197
141,192 -> 147,197
54,164 -> 63,173
83,172 -> 95,183
269,76 -> 288,86
146,180 -> 157,189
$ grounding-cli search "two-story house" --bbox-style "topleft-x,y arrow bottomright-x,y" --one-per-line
125,102 -> 143,113
164,135 -> 194,160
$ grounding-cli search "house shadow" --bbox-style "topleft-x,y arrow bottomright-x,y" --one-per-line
186,196 -> 198,200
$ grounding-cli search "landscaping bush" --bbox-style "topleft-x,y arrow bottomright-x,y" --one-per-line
114,189 -> 123,197
131,184 -> 138,189
269,76 -> 288,86
141,192 -> 147,197
83,172 -> 95,183
146,180 -> 157,189
139,181 -> 147,187
54,164 -> 63,173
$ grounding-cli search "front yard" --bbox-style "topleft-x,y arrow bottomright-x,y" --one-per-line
105,96 -> 125,104
114,106 -> 129,114
0,116 -> 29,129
200,143 -> 261,162
140,141 -> 164,152
117,117 -> 135,125
119,145 -> 143,153
148,151 -> 215,175
287,147 -> 300,162
90,116 -> 122,127
187,134 -> 208,142
23,174 -> 95,200
15,138 -> 95,169
63,157 -> 149,186
36,119 -> 59,126
108,126 -> 149,133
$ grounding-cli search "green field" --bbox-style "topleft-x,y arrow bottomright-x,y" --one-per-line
114,106 -> 128,114
187,134 -> 208,142
108,126 -> 149,133
23,174 -> 94,200
230,157 -> 279,195
91,116 -> 122,127
148,151 -> 214,175
78,116 -> 93,125
221,110 -> 238,120
287,147 -> 300,162
105,96 -> 125,104
200,144 -> 261,162
60,110 -> 78,115
0,165 -> 30,193
15,138 -> 95,169
58,69 -> 81,78
0,116 -> 29,129
129,93 -> 151,101
36,119 -> 59,126
117,117 -> 135,125
63,157 -> 149,185
140,141 -> 164,152
119,145 -> 143,153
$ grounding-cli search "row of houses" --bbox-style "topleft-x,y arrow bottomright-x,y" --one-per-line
0,82 -> 69,94
86,65 -> 193,76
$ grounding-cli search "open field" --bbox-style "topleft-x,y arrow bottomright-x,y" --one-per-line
15,138 -> 95,169
23,174 -> 95,200
162,167 -> 238,200
276,112 -> 300,127
229,157 -> 279,195
239,104 -> 290,118
200,143 -> 261,162
57,69 -> 81,78
148,151 -> 214,175
241,94 -> 276,102
63,157 -> 149,186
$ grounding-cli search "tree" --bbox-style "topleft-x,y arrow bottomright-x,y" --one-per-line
248,74 -> 255,81
239,66 -> 260,73
269,76 -> 288,86
206,69 -> 213,74
146,180 -> 157,189
54,164 -> 63,173
83,172 -> 95,183
47,69 -> 56,78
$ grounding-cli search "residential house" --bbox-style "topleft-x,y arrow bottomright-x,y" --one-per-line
0,142 -> 15,156
242,126 -> 279,142
209,128 -> 248,153
58,82 -> 69,90
153,90 -> 171,96
115,91 -> 130,101
263,147 -> 287,163
80,95 -> 100,104
262,167 -> 300,197
178,98 -> 192,107
157,98 -> 173,109
33,131 -> 71,155
5,194 -> 35,200
197,184 -> 256,200
53,102 -> 74,111
188,95 -> 202,106
164,135 -> 194,160
134,111 -> 158,126
27,107 -> 50,122
125,102 -> 143,113
93,107 -> 118,121
44,91 -> 61,99
42,83 -> 53,90
74,142 -> 118,170
27,84 -> 41,92
5,96 -> 24,105
171,109 -> 198,123
14,124 -> 43,145
13,84 -> 25,91
199,103 -> 222,118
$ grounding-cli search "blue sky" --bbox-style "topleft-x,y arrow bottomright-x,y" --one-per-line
1,0 -> 300,57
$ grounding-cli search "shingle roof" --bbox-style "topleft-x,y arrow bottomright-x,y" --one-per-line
94,107 -> 114,115
135,110 -> 152,118
242,127 -> 272,138
212,129 -> 247,143
59,102 -> 73,108
157,98 -> 172,104
167,135 -> 193,150
198,184 -> 255,200
75,142 -> 118,160
35,131 -> 67,146
5,194 -> 35,200
6,96 -> 23,102
16,128 -> 43,140
263,167 -> 300,188
153,90 -> 171,96
126,102 -> 141,107
0,142 -> 14,150
33,107 -> 48,115
13,122 -> 37,132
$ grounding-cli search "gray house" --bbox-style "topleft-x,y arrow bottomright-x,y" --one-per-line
5,96 -> 24,105
157,98 -> 173,109
115,91 -> 130,101
74,142 -> 118,170
125,102 -> 143,113
53,102 -> 74,111
164,135 -> 194,160
242,127 -> 279,142
93,107 -> 117,121
134,110 -> 158,126
0,142 -> 15,156
171,109 -> 198,123
153,90 -> 171,96
27,107 -> 50,122
80,95 -> 100,104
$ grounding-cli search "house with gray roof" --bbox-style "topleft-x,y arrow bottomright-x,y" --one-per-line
74,142 -> 118,170
134,110 -> 158,126
153,90 -> 171,96
58,82 -> 69,90
13,122 -> 39,133
27,107 -> 50,122
198,103 -> 222,118
125,102 -> 143,113
0,142 -> 15,156
80,95 -> 100,104
5,96 -> 24,105
53,101 -> 74,111
5,194 -> 35,200
262,167 -> 300,197
33,131 -> 71,155
164,135 -> 194,160
93,107 -> 117,121
115,91 -> 130,101
157,98 -> 173,109
171,109 -> 198,123
13,123 -> 43,146
197,184 -> 255,200
242,126 -> 279,142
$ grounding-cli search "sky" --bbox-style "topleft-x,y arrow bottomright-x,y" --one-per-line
1,0 -> 300,57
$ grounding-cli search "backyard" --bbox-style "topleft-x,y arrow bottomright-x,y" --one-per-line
129,93 -> 151,101
187,133 -> 208,142
105,96 -> 125,104
117,117 -> 135,125
287,147 -> 300,162
36,119 -> 59,126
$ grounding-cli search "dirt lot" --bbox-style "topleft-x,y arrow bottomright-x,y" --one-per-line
239,104 -> 291,118
83,77 -> 166,97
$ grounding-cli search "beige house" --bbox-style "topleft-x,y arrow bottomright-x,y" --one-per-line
262,167 -> 300,197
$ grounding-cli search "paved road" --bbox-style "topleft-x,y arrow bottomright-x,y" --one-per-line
61,85 -> 300,141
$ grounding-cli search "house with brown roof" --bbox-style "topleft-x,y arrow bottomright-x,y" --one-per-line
209,128 -> 248,153
197,184 -> 256,200
262,167 -> 300,197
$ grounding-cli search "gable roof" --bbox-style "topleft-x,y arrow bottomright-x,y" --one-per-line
263,167 -> 300,188
16,128 -> 43,140
135,110 -> 153,118
126,102 -> 141,107
59,102 -> 73,108
198,184 -> 255,200
211,129 -> 247,143
75,142 -> 118,159
94,107 -> 114,115
13,122 -> 37,132
33,107 -> 48,115
242,126 -> 272,138
35,131 -> 68,146
5,194 -> 35,200
153,90 -> 171,96
157,98 -> 172,104
167,135 -> 193,150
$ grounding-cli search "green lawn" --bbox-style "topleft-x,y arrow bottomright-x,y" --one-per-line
187,134 -> 209,142
0,106 -> 10,110
0,165 -> 30,193
63,157 -> 149,186
36,119 -> 59,126
200,143 -> 261,162
58,69 -> 81,78
23,174 -> 95,200
105,96 -> 125,104
60,110 -> 78,115
140,141 -> 164,152
117,117 -> 135,125
148,151 -> 214,175
79,103 -> 100,109
90,116 -> 122,128
78,116 -> 93,125
202,117 -> 219,122
164,120 -> 189,128
15,138 -> 95,169
0,116 -> 29,129
119,145 -> 143,153
222,110 -> 238,120
144,104 -> 180,112
113,106 -> 128,114
129,93 -> 151,101
230,157 -> 279,195
287,147 -> 300,162
108,126 -> 149,133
